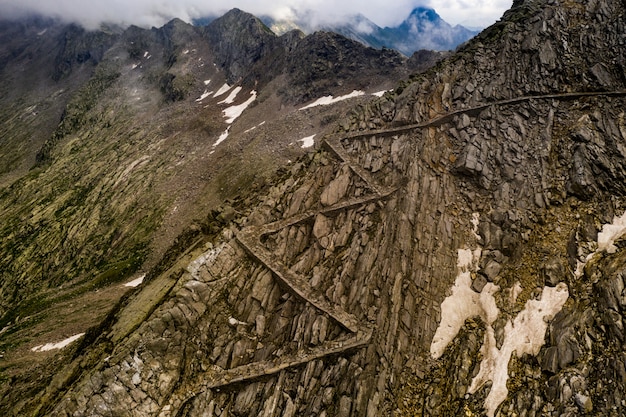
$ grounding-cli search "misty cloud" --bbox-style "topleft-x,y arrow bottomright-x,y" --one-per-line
0,0 -> 511,30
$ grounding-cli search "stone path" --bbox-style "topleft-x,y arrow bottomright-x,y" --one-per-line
175,90 -> 626,404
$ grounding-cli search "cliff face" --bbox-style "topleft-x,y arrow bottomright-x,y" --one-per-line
3,1 -> 626,416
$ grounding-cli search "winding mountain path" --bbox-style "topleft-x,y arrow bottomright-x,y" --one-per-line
171,90 -> 626,409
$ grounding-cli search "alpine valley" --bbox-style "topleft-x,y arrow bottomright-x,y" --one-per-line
1,1 -> 626,417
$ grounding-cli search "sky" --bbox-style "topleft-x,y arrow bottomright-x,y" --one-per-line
0,0 -> 512,31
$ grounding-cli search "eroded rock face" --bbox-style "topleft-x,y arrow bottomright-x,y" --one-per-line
8,0 -> 626,416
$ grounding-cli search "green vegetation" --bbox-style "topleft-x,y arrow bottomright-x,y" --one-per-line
36,64 -> 120,164
159,72 -> 194,102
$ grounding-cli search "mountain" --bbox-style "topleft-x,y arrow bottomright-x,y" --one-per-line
380,7 -> 479,53
0,8 -> 446,414
263,7 -> 479,55
3,0 -> 626,416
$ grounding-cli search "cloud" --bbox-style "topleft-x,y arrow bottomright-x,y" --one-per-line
427,0 -> 512,28
0,0 -> 511,30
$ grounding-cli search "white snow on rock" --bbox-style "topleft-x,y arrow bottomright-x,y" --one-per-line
597,210 -> 626,254
372,90 -> 388,97
471,212 -> 481,240
430,246 -> 497,359
431,212 -> 570,417
143,51 -> 149,58
218,86 -> 243,104
244,121 -> 266,133
195,90 -> 213,102
298,134 -> 316,148
575,209 -> 626,278
31,333 -> 85,352
509,281 -> 523,304
223,91 -> 257,124
213,127 -> 230,147
203,79 -> 211,85
124,274 -> 145,288
213,83 -> 232,98
299,90 -> 365,110
469,283 -> 569,417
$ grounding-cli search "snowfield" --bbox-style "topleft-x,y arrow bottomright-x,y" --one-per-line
213,83 -> 232,97
432,213 -> 569,417
298,134 -> 316,148
218,86 -> 243,104
213,127 -> 230,147
124,274 -> 145,287
32,333 -> 85,352
223,91 -> 257,124
299,90 -> 365,110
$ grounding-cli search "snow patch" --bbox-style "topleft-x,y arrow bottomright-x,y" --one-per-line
299,90 -> 365,110
195,90 -> 213,102
218,86 -> 242,104
469,283 -> 569,417
213,83 -> 232,98
244,121 -> 266,133
203,79 -> 211,86
124,274 -> 145,288
223,91 -> 257,124
430,247 -> 497,359
597,211 -> 626,254
372,90 -> 387,97
228,317 -> 247,326
576,210 -> 626,278
183,49 -> 190,54
298,134 -> 316,148
37,29 -> 47,36
131,63 -> 139,70
432,212 -> 569,417
509,281 -> 523,304
471,212 -> 480,240
213,127 -> 230,147
31,333 -> 85,352
143,51 -> 149,58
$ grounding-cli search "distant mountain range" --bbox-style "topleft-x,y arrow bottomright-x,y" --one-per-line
260,7 -> 479,55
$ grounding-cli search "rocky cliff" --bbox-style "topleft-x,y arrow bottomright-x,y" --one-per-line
3,0 -> 626,416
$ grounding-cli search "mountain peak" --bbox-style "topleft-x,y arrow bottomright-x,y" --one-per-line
406,6 -> 442,22
262,7 -> 476,55
204,8 -> 276,83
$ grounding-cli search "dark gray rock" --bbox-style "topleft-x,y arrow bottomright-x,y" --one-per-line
482,260 -> 502,282
541,257 -> 565,287
471,274 -> 488,293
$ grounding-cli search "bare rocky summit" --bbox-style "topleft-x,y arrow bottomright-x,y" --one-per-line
2,1 -> 626,416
